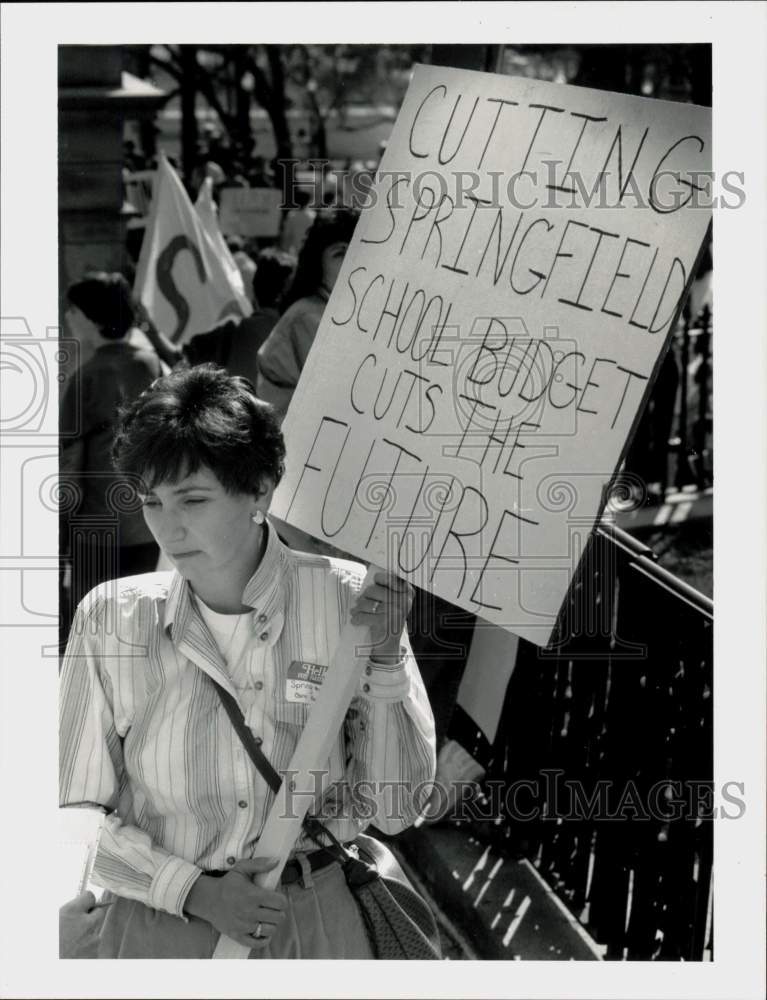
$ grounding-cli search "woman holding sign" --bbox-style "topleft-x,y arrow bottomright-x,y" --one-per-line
59,364 -> 437,958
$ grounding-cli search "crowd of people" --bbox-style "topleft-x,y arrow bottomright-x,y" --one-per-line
124,127 -> 281,192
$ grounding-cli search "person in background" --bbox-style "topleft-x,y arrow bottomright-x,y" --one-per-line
225,234 -> 246,254
189,158 -> 227,201
257,207 -> 359,424
130,298 -> 185,370
122,139 -> 146,172
278,188 -> 316,256
232,249 -> 258,304
185,247 -> 296,386
60,272 -> 164,624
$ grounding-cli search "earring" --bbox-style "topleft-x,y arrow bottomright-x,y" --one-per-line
251,510 -> 266,526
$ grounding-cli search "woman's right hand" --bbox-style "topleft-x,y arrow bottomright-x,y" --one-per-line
59,891 -> 104,958
184,857 -> 288,950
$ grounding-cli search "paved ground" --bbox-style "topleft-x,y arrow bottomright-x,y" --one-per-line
391,839 -> 477,960
437,916 -> 474,960
393,826 -> 604,961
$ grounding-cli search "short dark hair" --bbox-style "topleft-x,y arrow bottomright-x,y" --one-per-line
252,247 -> 296,310
67,272 -> 135,340
112,365 -> 286,496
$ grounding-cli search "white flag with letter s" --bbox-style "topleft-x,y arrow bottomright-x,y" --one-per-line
134,153 -> 251,345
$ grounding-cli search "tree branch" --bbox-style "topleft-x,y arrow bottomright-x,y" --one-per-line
194,63 -> 236,131
148,49 -> 182,82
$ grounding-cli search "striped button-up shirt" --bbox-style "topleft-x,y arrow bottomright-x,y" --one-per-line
59,523 -> 436,919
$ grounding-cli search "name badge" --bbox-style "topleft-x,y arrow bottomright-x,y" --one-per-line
285,660 -> 328,704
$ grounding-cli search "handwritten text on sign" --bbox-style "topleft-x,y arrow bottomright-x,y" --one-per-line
271,66 -> 712,646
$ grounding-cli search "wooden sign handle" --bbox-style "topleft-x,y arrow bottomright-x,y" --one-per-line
213,564 -> 379,958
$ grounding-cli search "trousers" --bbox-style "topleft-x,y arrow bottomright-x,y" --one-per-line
93,859 -> 374,959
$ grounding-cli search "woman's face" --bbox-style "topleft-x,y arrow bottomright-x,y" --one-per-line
139,466 -> 268,589
320,240 -> 348,292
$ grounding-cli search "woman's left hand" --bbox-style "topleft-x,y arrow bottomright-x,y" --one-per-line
350,570 -> 414,662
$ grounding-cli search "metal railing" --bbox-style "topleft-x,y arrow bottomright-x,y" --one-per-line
625,304 -> 713,496
452,523 -> 713,960
675,304 -> 713,491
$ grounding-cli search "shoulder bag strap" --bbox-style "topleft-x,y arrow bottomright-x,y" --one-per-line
210,679 -> 282,794
209,678 -> 332,850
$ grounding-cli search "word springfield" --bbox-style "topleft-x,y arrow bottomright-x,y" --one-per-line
272,65 -> 712,646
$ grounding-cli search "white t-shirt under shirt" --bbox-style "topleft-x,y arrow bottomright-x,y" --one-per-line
192,595 -> 275,782
193,595 -> 253,672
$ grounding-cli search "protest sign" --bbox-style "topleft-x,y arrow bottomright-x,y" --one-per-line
270,65 -> 712,646
219,186 -> 283,237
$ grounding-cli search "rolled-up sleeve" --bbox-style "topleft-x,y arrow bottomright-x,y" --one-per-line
344,631 -> 436,834
59,595 -> 202,918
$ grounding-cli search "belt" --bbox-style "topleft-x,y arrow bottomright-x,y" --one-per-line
207,846 -> 341,886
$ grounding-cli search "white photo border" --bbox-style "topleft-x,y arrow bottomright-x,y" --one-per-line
1,3 -> 764,998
